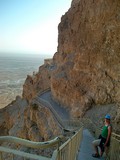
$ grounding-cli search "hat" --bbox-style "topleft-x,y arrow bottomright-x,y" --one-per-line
105,114 -> 111,120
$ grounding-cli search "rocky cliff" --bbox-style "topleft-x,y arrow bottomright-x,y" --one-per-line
22,60 -> 53,101
0,0 -> 120,144
51,0 -> 120,118
0,96 -> 62,159
0,96 -> 61,140
23,101 -> 62,141
21,0 -> 120,132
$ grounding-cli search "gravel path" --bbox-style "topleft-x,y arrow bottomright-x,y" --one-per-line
39,91 -> 70,120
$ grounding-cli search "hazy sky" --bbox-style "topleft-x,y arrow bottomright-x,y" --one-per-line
0,0 -> 71,55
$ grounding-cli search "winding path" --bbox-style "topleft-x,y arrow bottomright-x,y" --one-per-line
38,90 -> 70,120
38,90 -> 105,160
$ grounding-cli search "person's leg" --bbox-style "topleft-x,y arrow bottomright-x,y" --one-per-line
100,150 -> 103,157
99,138 -> 107,157
104,146 -> 109,157
92,139 -> 101,156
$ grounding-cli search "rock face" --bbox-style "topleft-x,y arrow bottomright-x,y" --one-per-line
0,98 -> 62,159
0,97 -> 62,141
51,0 -> 120,117
1,0 -> 120,145
23,101 -> 62,141
0,97 -> 28,137
23,60 -> 54,102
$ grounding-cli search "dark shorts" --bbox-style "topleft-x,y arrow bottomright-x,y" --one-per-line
98,135 -> 110,152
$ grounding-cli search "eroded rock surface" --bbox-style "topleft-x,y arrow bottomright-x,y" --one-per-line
0,0 -> 120,146
51,0 -> 120,118
23,61 -> 54,102
23,101 -> 62,141
0,97 -> 28,137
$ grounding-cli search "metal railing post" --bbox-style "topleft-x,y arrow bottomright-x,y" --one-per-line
0,152 -> 2,160
11,153 -> 14,160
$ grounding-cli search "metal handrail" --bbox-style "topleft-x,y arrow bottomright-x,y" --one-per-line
112,132 -> 120,140
106,136 -> 120,160
52,127 -> 83,160
0,135 -> 64,160
0,127 -> 83,160
0,136 -> 64,149
0,146 -> 50,160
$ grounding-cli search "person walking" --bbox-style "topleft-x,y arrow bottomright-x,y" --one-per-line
92,114 -> 112,158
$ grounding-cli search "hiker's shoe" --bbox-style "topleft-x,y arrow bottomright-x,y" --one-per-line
92,153 -> 100,158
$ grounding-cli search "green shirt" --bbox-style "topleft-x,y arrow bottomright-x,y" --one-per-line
101,125 -> 109,138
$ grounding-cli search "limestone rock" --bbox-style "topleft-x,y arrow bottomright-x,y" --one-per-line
0,98 -> 62,142
0,97 -> 28,136
23,62 -> 54,102
51,0 -> 120,118
22,101 -> 62,141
